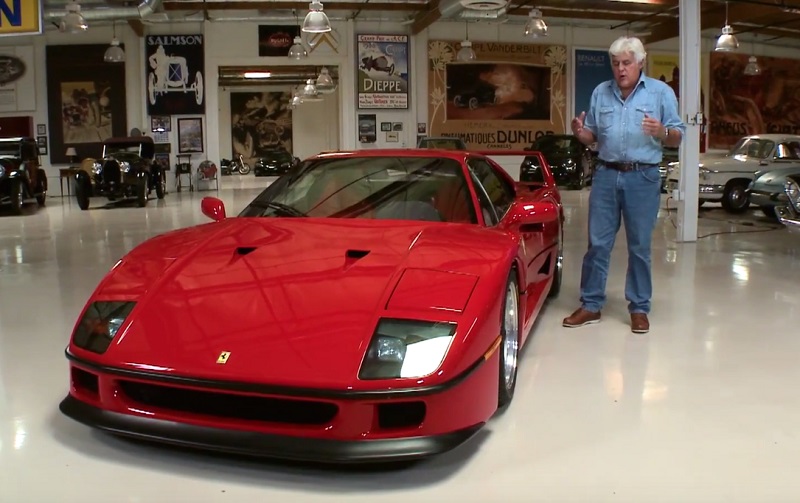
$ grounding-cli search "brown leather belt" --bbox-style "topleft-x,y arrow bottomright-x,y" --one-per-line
601,161 -> 658,172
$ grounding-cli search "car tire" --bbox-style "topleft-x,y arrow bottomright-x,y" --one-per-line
760,206 -> 777,220
498,268 -> 520,409
9,179 -> 23,215
547,233 -> 563,299
721,180 -> 750,213
136,180 -> 147,207
75,180 -> 90,210
156,178 -> 165,199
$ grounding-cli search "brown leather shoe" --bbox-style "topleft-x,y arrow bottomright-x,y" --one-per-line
631,313 -> 649,333
563,307 -> 601,328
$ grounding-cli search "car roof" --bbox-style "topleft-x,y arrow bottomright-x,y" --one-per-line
310,148 -> 474,161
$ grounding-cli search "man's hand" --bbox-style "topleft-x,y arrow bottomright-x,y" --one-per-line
571,111 -> 586,135
642,114 -> 665,137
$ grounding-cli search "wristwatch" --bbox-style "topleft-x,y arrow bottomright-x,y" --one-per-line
664,127 -> 670,138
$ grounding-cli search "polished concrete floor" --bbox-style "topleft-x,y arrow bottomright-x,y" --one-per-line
2,175 -> 799,502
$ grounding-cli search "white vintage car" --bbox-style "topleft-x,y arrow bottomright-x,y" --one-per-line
666,134 -> 800,213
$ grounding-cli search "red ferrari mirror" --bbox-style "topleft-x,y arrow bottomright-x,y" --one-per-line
201,197 -> 226,221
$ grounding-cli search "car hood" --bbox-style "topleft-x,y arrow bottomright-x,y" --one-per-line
667,154 -> 755,179
88,218 -> 513,387
752,166 -> 800,189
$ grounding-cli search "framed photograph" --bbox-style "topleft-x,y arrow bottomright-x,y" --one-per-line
177,117 -> 203,153
154,152 -> 170,170
150,115 -> 171,132
37,124 -> 46,135
417,122 -> 426,134
386,131 -> 399,142
392,122 -> 403,131
380,122 -> 391,132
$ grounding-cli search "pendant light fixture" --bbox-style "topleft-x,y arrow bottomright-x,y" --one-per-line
288,10 -> 307,60
743,37 -> 761,75
104,21 -> 125,63
60,0 -> 88,33
715,2 -> 739,51
524,7 -> 548,38
315,67 -> 336,94
456,22 -> 476,62
302,0 -> 331,33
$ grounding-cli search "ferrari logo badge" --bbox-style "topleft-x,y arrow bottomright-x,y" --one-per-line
216,351 -> 231,364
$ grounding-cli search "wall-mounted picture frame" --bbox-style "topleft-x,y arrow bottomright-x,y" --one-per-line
177,117 -> 203,153
150,115 -> 171,132
392,122 -> 403,131
386,131 -> 399,142
380,122 -> 391,132
37,124 -> 46,135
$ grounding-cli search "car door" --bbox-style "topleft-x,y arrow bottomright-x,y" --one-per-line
466,156 -> 542,286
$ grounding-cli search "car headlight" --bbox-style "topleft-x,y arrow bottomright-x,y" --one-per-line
785,178 -> 800,210
92,162 -> 102,174
73,301 -> 136,354
120,161 -> 131,173
0,165 -> 5,177
359,318 -> 457,380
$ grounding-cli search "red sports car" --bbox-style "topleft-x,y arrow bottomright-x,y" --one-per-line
59,148 -> 563,463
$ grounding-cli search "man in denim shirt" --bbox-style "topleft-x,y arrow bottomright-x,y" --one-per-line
563,36 -> 685,334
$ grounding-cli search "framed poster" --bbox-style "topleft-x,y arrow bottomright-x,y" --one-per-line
356,34 -> 409,109
573,48 -> 613,118
45,44 -> 127,164
258,25 -> 300,57
145,34 -> 205,115
177,117 -> 203,153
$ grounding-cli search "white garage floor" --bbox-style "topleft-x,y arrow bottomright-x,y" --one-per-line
2,177 -> 799,502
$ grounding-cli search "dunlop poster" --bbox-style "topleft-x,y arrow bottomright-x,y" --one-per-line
709,51 -> 800,149
427,41 -> 567,150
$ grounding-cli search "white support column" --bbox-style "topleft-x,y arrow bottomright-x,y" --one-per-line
676,0 -> 702,242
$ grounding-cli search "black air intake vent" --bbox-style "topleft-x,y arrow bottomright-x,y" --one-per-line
346,249 -> 370,259
236,247 -> 257,256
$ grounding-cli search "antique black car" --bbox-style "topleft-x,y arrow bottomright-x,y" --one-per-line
0,136 -> 47,215
253,148 -> 299,177
452,81 -> 497,110
521,134 -> 594,189
75,136 -> 165,210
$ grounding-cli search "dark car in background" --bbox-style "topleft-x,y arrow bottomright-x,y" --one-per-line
253,148 -> 299,177
521,135 -> 593,189
75,136 -> 165,210
0,136 -> 47,215
417,136 -> 468,150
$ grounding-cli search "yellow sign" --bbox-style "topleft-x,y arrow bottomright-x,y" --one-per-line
0,0 -> 42,37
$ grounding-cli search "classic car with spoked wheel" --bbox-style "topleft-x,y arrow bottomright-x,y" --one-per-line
776,175 -> 800,234
666,134 -> 800,213
75,136 -> 165,210
0,136 -> 47,215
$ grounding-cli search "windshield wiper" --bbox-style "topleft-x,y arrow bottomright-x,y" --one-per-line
250,201 -> 307,217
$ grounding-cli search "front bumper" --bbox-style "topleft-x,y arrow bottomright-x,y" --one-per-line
60,395 -> 482,463
667,180 -> 725,200
747,189 -> 787,207
60,346 -> 499,463
776,204 -> 800,234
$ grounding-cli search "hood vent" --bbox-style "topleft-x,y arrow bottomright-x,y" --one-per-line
344,249 -> 370,269
236,247 -> 258,256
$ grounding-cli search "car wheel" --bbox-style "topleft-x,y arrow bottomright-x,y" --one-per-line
498,269 -> 520,408
760,206 -> 777,220
721,180 -> 750,213
156,178 -> 165,199
9,179 -> 23,215
547,233 -> 563,299
75,180 -> 90,210
136,180 -> 147,207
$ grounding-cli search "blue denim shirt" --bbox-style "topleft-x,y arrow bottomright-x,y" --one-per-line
583,72 -> 685,165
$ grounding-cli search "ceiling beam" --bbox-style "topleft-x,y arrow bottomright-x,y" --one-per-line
162,1 -> 424,11
127,19 -> 144,36
643,2 -> 781,44
410,0 -> 441,35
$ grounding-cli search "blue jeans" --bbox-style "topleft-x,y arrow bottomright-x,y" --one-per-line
580,165 -> 661,314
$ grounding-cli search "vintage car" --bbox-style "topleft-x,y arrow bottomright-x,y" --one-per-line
59,148 -> 564,464
775,175 -> 800,233
452,81 -> 497,110
522,134 -> 594,190
416,136 -> 468,150
75,136 -> 165,210
747,147 -> 800,218
0,136 -> 47,215
253,148 -> 299,177
666,134 -> 800,213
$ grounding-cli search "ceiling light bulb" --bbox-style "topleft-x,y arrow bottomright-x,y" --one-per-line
456,40 -> 476,62
287,36 -> 307,60
743,55 -> 762,75
715,25 -> 739,51
60,2 -> 88,33
524,8 -> 547,38
104,38 -> 125,62
302,0 -> 331,33
315,67 -> 336,93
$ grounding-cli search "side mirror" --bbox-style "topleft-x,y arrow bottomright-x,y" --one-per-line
505,200 -> 559,232
201,197 -> 227,221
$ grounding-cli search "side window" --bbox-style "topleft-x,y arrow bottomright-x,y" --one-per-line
467,157 -> 515,222
775,142 -> 800,160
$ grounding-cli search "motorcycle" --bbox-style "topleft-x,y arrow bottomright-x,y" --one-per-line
220,154 -> 250,175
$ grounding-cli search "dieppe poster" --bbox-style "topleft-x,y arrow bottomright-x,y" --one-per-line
357,34 -> 409,109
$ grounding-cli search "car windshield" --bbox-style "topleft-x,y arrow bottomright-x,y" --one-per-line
728,138 -> 774,159
418,138 -> 466,150
240,156 -> 477,223
105,145 -> 141,157
531,136 -> 579,153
